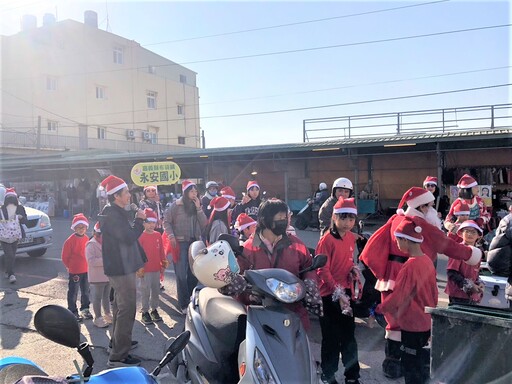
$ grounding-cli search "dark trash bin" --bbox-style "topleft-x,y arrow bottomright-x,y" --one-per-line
426,305 -> 512,384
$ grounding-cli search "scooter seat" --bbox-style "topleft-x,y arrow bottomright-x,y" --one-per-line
198,287 -> 247,349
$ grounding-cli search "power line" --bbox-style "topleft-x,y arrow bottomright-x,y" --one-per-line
178,23 -> 512,65
142,0 -> 450,46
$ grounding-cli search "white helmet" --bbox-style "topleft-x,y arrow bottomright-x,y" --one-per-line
189,239 -> 240,288
332,177 -> 353,191
319,182 -> 327,191
206,181 -> 218,189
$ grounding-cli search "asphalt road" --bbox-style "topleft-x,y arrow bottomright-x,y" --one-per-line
0,216 -> 450,383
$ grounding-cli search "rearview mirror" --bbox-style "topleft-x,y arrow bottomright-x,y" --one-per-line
34,305 -> 80,348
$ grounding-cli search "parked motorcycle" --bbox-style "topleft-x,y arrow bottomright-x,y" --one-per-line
169,234 -> 327,383
294,198 -> 313,230
0,305 -> 190,384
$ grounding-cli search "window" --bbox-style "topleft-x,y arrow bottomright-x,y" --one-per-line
96,86 -> 106,99
148,65 -> 156,74
47,120 -> 58,132
46,76 -> 57,91
178,136 -> 186,145
150,133 -> 158,144
147,91 -> 157,109
179,74 -> 187,84
113,46 -> 124,64
97,126 -> 106,139
177,104 -> 184,115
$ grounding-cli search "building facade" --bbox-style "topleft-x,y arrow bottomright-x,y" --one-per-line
1,11 -> 200,154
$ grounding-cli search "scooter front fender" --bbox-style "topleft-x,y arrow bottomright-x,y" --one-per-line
238,306 -> 317,383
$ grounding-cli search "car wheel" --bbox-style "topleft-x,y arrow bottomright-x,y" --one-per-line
27,249 -> 47,257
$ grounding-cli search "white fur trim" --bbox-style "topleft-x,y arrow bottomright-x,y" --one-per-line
454,210 -> 470,216
457,221 -> 482,235
333,207 -> 357,215
394,232 -> 423,243
408,191 -> 434,209
71,220 -> 89,229
375,279 -> 395,292
458,181 -> 478,188
107,182 -> 127,195
146,217 -> 157,222
385,330 -> 402,342
222,194 -> 235,200
464,246 -> 482,266
214,201 -> 230,212
236,221 -> 256,231
396,208 -> 405,215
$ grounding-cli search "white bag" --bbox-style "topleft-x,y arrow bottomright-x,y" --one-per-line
0,210 -> 22,242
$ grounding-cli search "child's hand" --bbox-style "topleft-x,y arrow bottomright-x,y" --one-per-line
136,268 -> 145,278
161,259 -> 170,269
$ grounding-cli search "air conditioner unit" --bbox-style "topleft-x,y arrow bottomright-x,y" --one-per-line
143,132 -> 151,141
126,129 -> 135,139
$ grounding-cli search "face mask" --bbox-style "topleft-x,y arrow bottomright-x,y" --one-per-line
271,219 -> 288,236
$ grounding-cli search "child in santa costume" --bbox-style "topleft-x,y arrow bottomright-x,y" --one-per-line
234,213 -> 257,243
138,209 -> 168,325
62,213 -> 92,321
376,216 -> 437,384
445,220 -> 484,305
316,197 -> 361,384
445,174 -> 490,229
359,187 -> 481,379
445,202 -> 470,243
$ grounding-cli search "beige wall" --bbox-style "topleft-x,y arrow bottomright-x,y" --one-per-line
1,19 -> 200,152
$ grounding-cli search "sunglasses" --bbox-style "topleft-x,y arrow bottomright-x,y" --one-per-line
425,184 -> 436,188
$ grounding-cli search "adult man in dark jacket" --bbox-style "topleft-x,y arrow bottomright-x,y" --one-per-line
99,175 -> 147,367
487,209 -> 512,305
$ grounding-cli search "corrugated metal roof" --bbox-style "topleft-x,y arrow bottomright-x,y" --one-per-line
1,128 -> 511,170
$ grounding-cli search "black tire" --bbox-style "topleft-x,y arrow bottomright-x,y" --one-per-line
27,248 -> 47,257
294,215 -> 308,230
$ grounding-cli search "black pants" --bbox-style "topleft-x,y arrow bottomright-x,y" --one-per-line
401,330 -> 430,384
1,241 -> 18,276
319,296 -> 360,381
67,272 -> 90,315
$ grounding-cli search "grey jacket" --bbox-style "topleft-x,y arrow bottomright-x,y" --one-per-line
163,198 -> 207,242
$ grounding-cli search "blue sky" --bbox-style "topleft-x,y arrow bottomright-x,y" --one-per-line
1,0 -> 510,148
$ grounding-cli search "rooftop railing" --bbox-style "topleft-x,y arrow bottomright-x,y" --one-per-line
303,103 -> 512,142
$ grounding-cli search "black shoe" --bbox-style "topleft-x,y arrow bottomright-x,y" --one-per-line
150,309 -> 163,322
141,311 -> 153,325
74,313 -> 83,322
107,355 -> 141,367
108,340 -> 138,352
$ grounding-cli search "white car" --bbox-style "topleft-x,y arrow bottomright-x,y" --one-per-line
0,185 -> 53,257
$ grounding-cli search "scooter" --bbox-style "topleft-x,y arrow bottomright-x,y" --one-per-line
169,234 -> 327,383
293,198 -> 313,230
0,305 -> 190,384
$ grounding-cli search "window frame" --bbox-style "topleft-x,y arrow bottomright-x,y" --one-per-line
178,136 -> 186,145
147,91 -> 157,109
47,120 -> 58,132
113,46 -> 124,64
97,126 -> 107,139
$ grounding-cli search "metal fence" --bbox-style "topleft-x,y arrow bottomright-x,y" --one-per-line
303,103 -> 512,142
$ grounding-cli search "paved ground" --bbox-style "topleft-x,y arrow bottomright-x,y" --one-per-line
0,215 -> 451,383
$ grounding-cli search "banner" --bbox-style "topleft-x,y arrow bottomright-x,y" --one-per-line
131,161 -> 181,186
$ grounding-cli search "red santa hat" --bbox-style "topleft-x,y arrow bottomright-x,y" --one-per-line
394,216 -> 424,243
423,176 -> 438,187
333,197 -> 357,215
143,185 -> 158,192
246,180 -> 260,191
144,208 -> 158,222
397,187 -> 435,212
71,213 -> 89,230
453,201 -> 470,216
220,186 -> 236,200
235,213 -> 257,231
93,222 -> 101,233
457,174 -> 478,189
182,179 -> 196,193
100,175 -> 127,195
457,220 -> 483,235
209,196 -> 230,212
4,188 -> 17,198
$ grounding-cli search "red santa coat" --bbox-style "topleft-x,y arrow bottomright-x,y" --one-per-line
379,255 -> 438,332
138,231 -> 166,272
61,233 -> 89,274
445,257 -> 481,299
315,230 -> 356,297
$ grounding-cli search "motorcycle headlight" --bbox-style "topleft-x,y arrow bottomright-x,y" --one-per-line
39,215 -> 51,229
254,348 -> 276,384
265,278 -> 303,303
